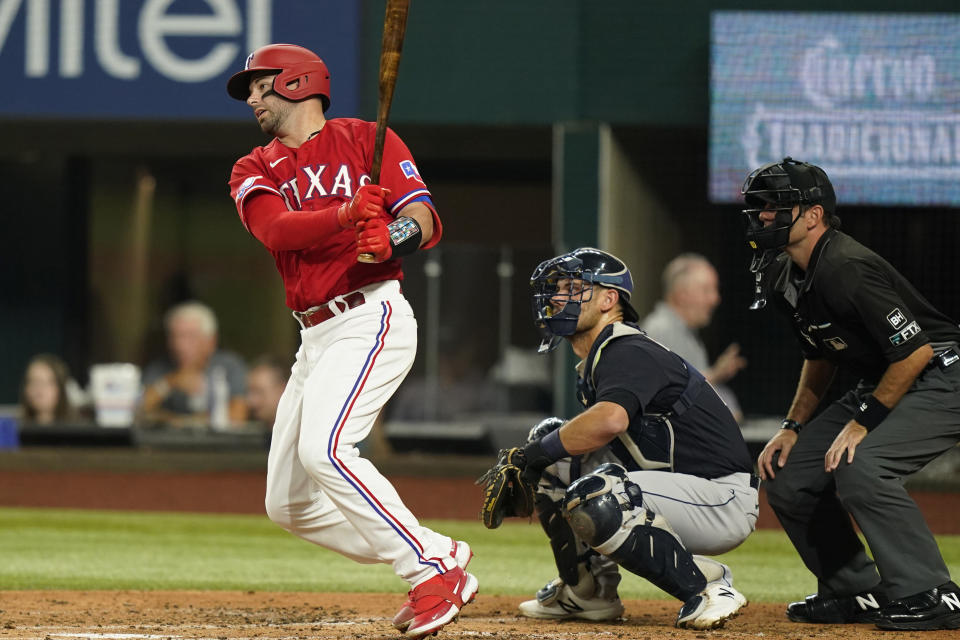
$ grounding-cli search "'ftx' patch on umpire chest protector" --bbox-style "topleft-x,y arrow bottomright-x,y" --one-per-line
889,320 -> 921,345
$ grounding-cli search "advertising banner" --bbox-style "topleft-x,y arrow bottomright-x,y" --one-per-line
711,12 -> 960,206
0,0 -> 360,119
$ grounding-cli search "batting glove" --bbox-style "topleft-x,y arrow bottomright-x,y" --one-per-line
356,218 -> 393,262
357,216 -> 423,263
337,184 -> 388,229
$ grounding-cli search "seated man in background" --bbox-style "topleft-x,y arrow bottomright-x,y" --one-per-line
642,253 -> 747,421
246,354 -> 290,428
141,301 -> 248,428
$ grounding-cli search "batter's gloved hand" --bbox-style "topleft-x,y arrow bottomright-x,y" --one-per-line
355,218 -> 392,262
476,447 -> 535,529
337,184 -> 388,229
356,216 -> 423,263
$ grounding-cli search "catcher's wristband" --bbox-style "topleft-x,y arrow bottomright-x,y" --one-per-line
524,429 -> 569,472
780,419 -> 802,434
853,395 -> 890,431
539,429 -> 569,461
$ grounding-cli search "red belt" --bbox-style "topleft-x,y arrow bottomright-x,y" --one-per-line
295,291 -> 366,328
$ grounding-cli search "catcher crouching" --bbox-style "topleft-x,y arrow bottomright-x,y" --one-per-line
478,248 -> 759,629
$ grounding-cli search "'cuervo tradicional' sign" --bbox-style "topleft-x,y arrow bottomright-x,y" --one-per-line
710,12 -> 960,206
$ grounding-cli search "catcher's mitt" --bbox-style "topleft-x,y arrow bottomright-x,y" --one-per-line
476,447 -> 535,529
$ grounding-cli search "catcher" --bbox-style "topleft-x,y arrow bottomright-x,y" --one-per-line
479,248 -> 759,629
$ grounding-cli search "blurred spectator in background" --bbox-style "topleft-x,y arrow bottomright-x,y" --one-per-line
246,354 -> 290,428
642,253 -> 747,421
141,301 -> 248,428
19,354 -> 80,425
388,338 -> 507,422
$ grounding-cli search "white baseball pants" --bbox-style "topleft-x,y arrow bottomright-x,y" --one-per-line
265,280 -> 456,587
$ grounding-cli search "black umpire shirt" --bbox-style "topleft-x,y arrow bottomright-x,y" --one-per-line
764,228 -> 960,384
579,323 -> 752,479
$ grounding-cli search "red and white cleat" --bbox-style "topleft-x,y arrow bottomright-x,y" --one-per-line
402,565 -> 479,639
392,540 -> 474,632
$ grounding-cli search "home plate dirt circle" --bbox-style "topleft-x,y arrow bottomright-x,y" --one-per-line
1,591 -> 956,640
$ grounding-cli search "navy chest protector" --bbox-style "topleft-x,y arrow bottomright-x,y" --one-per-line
577,324 -> 706,472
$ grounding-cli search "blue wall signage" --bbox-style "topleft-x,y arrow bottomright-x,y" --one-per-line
711,12 -> 960,206
0,0 -> 360,119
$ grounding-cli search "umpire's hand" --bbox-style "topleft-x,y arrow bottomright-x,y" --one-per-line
824,421 -> 868,472
757,429 -> 798,480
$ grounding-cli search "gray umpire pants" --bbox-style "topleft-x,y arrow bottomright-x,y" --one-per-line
765,362 -> 960,600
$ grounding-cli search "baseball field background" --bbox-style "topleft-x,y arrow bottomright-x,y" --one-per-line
2,457 -> 959,640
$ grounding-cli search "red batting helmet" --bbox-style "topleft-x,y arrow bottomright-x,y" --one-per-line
227,44 -> 331,111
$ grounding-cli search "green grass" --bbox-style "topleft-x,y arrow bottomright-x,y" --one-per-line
1,507 -> 958,602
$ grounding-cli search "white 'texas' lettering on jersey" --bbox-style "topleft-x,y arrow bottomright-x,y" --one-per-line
330,164 -> 353,197
278,165 -> 366,206
280,178 -> 301,208
301,165 -> 328,200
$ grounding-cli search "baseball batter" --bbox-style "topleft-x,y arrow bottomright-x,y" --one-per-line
226,44 -> 476,640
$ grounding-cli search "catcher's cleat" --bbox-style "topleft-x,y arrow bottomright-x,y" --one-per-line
786,589 -> 887,623
518,577 -> 624,621
874,582 -> 960,631
402,566 -> 479,640
393,541 -> 474,632
676,583 -> 747,629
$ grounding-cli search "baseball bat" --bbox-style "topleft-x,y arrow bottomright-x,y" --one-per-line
358,0 -> 411,263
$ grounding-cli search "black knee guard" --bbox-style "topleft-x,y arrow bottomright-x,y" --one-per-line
535,492 -> 586,587
564,463 -> 706,601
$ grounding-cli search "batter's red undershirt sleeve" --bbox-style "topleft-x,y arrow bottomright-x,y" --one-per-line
243,192 -> 343,251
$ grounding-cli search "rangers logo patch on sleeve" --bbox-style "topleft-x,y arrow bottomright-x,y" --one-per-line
886,308 -> 907,329
399,160 -> 423,182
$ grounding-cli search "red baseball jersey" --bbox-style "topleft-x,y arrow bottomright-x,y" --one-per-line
229,118 -> 441,311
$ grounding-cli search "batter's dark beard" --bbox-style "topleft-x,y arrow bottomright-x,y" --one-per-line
258,108 -> 287,137
260,117 -> 279,136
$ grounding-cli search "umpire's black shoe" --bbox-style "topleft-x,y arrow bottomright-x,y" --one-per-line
786,590 -> 887,623
874,582 -> 960,631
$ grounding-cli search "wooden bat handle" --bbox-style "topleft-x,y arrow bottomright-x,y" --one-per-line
361,0 -> 410,263
370,0 -> 410,185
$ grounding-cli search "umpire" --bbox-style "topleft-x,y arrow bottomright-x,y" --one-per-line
744,157 -> 960,631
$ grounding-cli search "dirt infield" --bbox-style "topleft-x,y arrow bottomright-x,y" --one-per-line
2,456 -> 958,638
1,590 -> 956,640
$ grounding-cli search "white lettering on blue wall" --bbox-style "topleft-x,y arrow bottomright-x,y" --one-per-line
0,0 -> 271,81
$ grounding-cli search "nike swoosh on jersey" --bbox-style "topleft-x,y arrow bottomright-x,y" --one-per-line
269,157 -> 288,168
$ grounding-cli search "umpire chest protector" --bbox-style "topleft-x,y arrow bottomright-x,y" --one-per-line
577,323 -> 706,472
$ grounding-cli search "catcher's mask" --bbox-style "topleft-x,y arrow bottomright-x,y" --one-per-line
530,247 -> 638,354
741,157 -> 837,308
